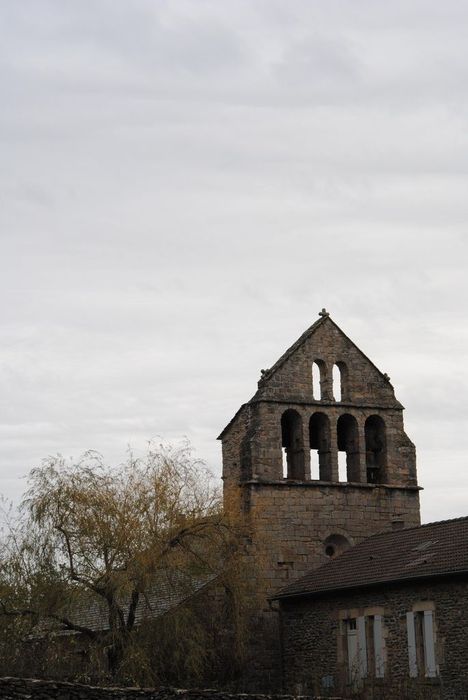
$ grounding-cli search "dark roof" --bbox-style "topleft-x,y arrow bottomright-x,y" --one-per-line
38,571 -> 215,637
273,517 -> 468,600
73,571 -> 215,633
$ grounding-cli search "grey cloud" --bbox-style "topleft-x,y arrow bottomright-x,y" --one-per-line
1,0 -> 468,523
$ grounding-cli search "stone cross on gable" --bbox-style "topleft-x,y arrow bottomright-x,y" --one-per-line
319,308 -> 330,317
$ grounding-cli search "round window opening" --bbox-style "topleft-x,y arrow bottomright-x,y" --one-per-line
323,533 -> 351,559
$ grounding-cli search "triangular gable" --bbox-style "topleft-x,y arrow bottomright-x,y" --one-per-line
257,313 -> 392,390
218,312 -> 402,440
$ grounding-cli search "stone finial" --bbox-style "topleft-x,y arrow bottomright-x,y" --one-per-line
260,368 -> 269,376
383,373 -> 391,382
319,308 -> 330,317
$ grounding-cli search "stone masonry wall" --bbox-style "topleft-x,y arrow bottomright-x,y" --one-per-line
253,318 -> 398,406
0,679 -> 340,700
240,482 -> 420,686
246,400 -> 416,485
248,482 -> 420,595
280,577 -> 468,700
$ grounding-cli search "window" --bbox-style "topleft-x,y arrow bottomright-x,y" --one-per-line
333,364 -> 342,402
281,447 -> 288,478
281,409 -> 305,480
342,612 -> 385,684
323,533 -> 351,559
365,415 -> 386,484
363,614 -> 385,679
345,617 -> 359,682
309,412 -> 331,480
406,608 -> 437,678
333,361 -> 349,401
337,413 -> 360,482
338,451 -> 347,482
312,361 -> 323,400
345,616 -> 367,682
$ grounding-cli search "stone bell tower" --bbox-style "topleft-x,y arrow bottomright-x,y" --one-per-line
218,311 -> 421,685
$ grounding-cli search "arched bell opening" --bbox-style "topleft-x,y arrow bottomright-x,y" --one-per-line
337,414 -> 360,482
332,364 -> 341,402
312,360 -> 326,400
365,415 -> 387,484
333,361 -> 349,402
309,412 -> 332,481
281,409 -> 305,480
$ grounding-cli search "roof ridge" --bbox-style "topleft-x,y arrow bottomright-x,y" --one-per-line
365,515 -> 468,541
257,315 -> 326,384
416,514 -> 468,528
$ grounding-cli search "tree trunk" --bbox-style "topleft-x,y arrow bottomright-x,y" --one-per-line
107,637 -> 126,677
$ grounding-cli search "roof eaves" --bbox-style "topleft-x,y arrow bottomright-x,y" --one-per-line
272,568 -> 468,602
255,316 -> 326,387
217,403 -> 248,440
362,514 -> 468,541
326,317 -> 401,400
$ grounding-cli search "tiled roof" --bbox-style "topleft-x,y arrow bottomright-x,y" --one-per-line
273,516 -> 468,600
76,572 -> 214,633
40,571 -> 215,636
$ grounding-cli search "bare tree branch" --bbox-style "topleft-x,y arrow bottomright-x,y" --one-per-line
0,601 -> 97,639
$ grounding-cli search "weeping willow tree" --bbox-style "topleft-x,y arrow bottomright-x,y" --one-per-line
0,442 -> 254,684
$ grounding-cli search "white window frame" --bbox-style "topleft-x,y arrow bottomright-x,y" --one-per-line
342,610 -> 386,682
346,617 -> 359,682
373,614 -> 385,678
423,611 -> 437,677
406,607 -> 438,678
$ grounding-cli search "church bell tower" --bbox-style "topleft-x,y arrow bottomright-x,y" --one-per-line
219,310 -> 421,591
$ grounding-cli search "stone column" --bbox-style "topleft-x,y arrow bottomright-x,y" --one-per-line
301,409 -> 311,480
357,421 -> 367,483
321,363 -> 333,401
329,417 -> 339,481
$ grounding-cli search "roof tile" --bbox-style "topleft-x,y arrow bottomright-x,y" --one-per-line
274,516 -> 468,600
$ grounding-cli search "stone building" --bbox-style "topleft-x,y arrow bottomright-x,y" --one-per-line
218,311 -> 421,684
273,516 -> 468,700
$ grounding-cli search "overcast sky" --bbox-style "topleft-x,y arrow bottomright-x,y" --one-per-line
1,1 -> 468,523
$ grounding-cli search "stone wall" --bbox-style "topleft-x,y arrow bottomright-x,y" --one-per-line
280,577 -> 468,700
221,316 -> 418,487
236,481 -> 420,684
253,318 -> 397,406
0,679 -> 340,700
241,401 -> 416,486
247,481 -> 420,593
